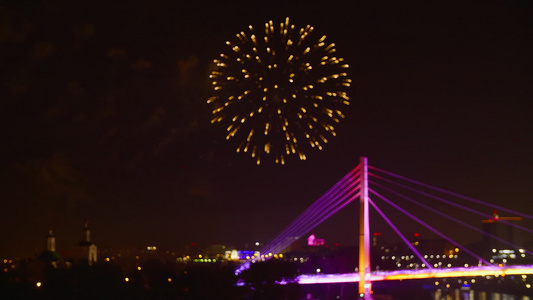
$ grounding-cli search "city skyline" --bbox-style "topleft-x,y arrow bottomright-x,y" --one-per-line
1,1 -> 531,259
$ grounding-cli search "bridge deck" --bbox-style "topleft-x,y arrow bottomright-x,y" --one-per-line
297,265 -> 533,284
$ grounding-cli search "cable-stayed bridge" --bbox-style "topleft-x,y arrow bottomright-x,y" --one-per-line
236,157 -> 533,298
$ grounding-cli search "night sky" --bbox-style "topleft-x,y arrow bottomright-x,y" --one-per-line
1,1 -> 531,259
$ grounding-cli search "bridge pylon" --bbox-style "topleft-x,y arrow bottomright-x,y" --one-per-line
358,157 -> 372,297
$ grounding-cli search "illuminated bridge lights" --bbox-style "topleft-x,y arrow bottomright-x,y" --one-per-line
296,265 -> 533,284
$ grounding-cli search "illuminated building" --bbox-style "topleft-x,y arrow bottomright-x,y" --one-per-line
307,233 -> 325,247
78,219 -> 97,265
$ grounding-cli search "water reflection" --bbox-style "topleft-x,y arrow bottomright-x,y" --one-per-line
434,288 -> 531,300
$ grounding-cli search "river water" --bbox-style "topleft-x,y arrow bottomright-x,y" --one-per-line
434,288 -> 531,300
299,281 -> 533,300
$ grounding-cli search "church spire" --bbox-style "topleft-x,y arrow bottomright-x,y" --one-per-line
39,225 -> 61,264
82,218 -> 90,242
79,219 -> 97,265
46,225 -> 56,252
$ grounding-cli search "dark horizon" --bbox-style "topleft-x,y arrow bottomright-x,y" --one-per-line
1,1 -> 531,259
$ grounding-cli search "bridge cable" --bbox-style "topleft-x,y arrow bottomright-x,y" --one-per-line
369,172 -> 533,235
237,166 -> 361,273
369,166 -> 533,220
369,188 -> 492,266
259,170 -> 360,255
368,198 -> 433,268
370,180 -> 533,256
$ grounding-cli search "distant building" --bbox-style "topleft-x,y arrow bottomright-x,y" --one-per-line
78,219 -> 97,265
372,232 -> 382,247
307,233 -> 325,247
38,226 -> 61,266
205,244 -> 227,258
482,210 -> 523,251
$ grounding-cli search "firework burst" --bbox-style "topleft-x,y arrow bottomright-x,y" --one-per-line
208,17 -> 351,165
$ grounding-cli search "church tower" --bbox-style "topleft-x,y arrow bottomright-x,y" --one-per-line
78,219 -> 97,265
46,226 -> 56,252
39,226 -> 61,266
